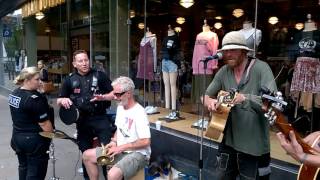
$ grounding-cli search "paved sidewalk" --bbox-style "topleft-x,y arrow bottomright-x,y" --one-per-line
0,94 -> 106,180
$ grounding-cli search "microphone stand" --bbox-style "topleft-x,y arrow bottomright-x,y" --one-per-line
198,58 -> 211,180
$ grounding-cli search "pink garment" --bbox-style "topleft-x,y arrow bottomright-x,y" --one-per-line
192,31 -> 219,74
137,40 -> 155,80
290,57 -> 320,93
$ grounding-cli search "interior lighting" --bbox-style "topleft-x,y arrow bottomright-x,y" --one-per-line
44,26 -> 51,33
35,12 -> 45,20
174,27 -> 182,33
295,23 -> 304,30
215,16 -> 222,20
179,0 -> 194,8
138,23 -> 145,29
214,22 -> 222,29
268,16 -> 279,25
176,17 -> 186,24
232,8 -> 244,18
129,10 -> 135,18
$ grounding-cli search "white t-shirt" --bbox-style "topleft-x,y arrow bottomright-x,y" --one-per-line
115,103 -> 151,157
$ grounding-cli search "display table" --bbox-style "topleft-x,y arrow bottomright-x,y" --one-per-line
147,107 -> 299,179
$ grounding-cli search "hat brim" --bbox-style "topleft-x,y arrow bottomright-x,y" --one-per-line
217,45 -> 253,52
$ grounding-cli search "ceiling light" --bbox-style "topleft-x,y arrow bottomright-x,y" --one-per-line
232,9 -> 244,18
214,22 -> 222,29
174,27 -> 182,33
44,26 -> 51,33
35,12 -> 45,20
295,23 -> 304,30
129,10 -> 135,18
268,16 -> 279,25
215,16 -> 222,20
138,23 -> 145,30
179,0 -> 194,8
176,17 -> 186,24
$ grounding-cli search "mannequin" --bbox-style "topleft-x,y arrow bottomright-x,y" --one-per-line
136,27 -> 157,80
304,14 -> 317,32
238,20 -> 262,56
290,14 -> 320,131
191,20 -> 219,107
161,25 -> 181,119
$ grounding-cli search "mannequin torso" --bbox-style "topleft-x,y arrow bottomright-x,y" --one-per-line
304,21 -> 317,32
202,25 -> 210,33
239,22 -> 262,46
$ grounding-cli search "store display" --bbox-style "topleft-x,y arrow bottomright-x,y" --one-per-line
161,25 -> 181,111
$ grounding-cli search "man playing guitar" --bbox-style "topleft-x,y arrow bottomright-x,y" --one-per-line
203,31 -> 277,180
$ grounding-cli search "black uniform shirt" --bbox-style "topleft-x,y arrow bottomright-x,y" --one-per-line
8,88 -> 50,133
59,69 -> 113,115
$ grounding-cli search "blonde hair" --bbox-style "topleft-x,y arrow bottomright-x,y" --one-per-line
14,67 -> 40,85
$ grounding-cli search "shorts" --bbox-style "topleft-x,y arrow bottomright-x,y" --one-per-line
162,59 -> 178,73
114,152 -> 148,180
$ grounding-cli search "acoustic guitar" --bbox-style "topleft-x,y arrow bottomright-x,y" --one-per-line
205,90 -> 237,140
262,92 -> 320,180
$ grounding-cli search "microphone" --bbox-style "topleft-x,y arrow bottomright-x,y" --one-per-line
201,52 -> 223,62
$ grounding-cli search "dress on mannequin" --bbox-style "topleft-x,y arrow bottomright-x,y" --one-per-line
290,14 -> 320,132
191,21 -> 219,104
290,15 -> 320,112
238,21 -> 262,57
161,25 -> 181,118
136,30 -> 157,80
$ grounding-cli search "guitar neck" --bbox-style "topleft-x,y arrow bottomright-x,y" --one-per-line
275,109 -> 315,154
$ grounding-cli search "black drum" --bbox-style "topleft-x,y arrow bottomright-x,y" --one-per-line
59,104 -> 79,125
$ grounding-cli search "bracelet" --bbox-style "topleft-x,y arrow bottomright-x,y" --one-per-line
300,153 -> 308,164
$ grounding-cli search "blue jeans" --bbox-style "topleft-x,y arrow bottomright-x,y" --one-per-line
11,133 -> 51,180
214,144 -> 271,180
162,59 -> 178,73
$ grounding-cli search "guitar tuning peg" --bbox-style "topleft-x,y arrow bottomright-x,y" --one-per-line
269,118 -> 275,125
272,115 -> 277,122
275,91 -> 283,97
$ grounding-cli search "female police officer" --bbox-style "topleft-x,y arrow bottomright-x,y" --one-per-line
8,66 -> 54,180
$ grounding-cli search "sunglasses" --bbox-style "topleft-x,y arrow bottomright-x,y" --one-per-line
114,91 -> 127,97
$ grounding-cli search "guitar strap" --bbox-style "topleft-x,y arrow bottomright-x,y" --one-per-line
237,57 -> 256,90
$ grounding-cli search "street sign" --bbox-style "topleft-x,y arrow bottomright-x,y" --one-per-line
3,27 -> 12,37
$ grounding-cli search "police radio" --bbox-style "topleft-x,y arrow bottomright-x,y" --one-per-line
91,75 -> 98,93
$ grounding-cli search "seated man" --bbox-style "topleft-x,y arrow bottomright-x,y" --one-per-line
83,76 -> 151,180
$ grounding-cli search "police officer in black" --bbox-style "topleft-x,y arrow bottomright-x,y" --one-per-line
57,50 -> 115,179
9,66 -> 54,180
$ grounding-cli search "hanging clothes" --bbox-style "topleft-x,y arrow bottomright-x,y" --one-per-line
160,34 -> 181,68
192,31 -> 219,75
191,30 -> 219,103
290,30 -> 320,111
136,35 -> 157,80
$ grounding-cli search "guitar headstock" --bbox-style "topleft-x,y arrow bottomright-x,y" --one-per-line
261,91 -> 288,125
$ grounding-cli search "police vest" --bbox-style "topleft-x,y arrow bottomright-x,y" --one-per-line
69,70 -> 107,115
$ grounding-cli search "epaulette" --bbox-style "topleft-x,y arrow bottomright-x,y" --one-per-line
31,94 -> 38,99
69,72 -> 75,76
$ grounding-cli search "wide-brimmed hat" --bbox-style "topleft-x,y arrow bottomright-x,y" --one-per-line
218,31 -> 253,52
